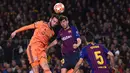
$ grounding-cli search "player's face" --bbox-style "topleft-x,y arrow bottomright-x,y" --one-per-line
60,19 -> 69,29
50,17 -> 58,27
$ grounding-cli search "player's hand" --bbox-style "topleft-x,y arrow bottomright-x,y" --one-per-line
112,67 -> 116,71
11,31 -> 16,39
73,44 -> 78,49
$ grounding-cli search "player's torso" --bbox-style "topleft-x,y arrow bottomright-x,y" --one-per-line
59,28 -> 75,54
30,22 -> 54,45
85,44 -> 109,70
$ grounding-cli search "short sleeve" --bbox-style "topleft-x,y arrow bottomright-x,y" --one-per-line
80,47 -> 86,58
71,26 -> 80,39
34,21 -> 44,28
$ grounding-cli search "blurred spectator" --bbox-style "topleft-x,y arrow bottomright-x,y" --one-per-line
11,60 -> 17,73
0,46 -> 4,63
125,68 -> 130,73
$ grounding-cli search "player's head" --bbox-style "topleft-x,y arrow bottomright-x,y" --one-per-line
49,14 -> 59,28
59,15 -> 69,29
86,32 -> 94,42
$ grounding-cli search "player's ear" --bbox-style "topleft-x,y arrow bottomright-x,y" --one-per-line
67,20 -> 69,24
49,18 -> 52,22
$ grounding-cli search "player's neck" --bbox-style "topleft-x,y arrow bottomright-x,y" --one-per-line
48,22 -> 51,27
64,26 -> 70,30
87,42 -> 94,45
48,22 -> 53,29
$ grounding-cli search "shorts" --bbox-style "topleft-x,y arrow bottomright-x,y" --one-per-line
61,51 -> 80,70
26,42 -> 47,67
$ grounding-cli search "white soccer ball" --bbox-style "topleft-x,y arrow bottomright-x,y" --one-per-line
54,3 -> 65,14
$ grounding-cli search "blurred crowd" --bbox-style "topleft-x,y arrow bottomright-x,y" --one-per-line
0,0 -> 130,73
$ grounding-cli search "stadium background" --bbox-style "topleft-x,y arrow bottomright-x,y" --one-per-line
0,0 -> 130,73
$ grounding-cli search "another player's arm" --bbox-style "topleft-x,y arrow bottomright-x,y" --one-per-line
15,24 -> 35,32
47,30 -> 61,51
73,38 -> 81,49
73,26 -> 81,49
76,38 -> 81,47
11,21 -> 42,39
107,51 -> 115,69
102,45 -> 115,69
47,39 -> 58,49
73,48 -> 85,73
46,39 -> 59,52
11,23 -> 36,38
73,58 -> 83,73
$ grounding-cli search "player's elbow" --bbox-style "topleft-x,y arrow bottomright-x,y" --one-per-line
108,51 -> 114,57
53,40 -> 58,45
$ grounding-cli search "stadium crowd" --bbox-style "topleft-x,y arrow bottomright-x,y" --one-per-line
0,0 -> 130,73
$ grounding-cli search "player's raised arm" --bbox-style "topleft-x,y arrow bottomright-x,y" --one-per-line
11,23 -> 35,38
10,20 -> 43,38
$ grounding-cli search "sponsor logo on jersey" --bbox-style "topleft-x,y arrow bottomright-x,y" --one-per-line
61,35 -> 72,41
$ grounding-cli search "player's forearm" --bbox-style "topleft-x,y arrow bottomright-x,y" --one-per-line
108,51 -> 115,67
73,63 -> 80,73
110,55 -> 115,68
76,38 -> 81,47
48,39 -> 58,49
15,24 -> 35,33
73,58 -> 83,73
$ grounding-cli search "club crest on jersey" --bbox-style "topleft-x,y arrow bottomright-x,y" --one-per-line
68,30 -> 72,33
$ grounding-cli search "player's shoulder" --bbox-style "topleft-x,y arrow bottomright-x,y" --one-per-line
82,46 -> 87,50
97,44 -> 105,47
70,25 -> 79,34
81,45 -> 89,51
70,25 -> 77,29
34,20 -> 48,28
70,25 -> 75,28
35,20 -> 48,25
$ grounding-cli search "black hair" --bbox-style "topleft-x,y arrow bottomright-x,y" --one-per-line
51,14 -> 59,19
86,32 -> 94,42
59,15 -> 68,22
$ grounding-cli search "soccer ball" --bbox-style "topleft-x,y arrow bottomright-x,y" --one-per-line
54,3 -> 65,14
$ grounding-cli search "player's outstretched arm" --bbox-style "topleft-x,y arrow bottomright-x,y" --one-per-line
73,58 -> 83,73
73,38 -> 81,49
11,24 -> 35,38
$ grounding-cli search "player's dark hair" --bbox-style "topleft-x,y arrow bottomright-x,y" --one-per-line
59,15 -> 68,22
86,32 -> 94,42
51,14 -> 59,19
